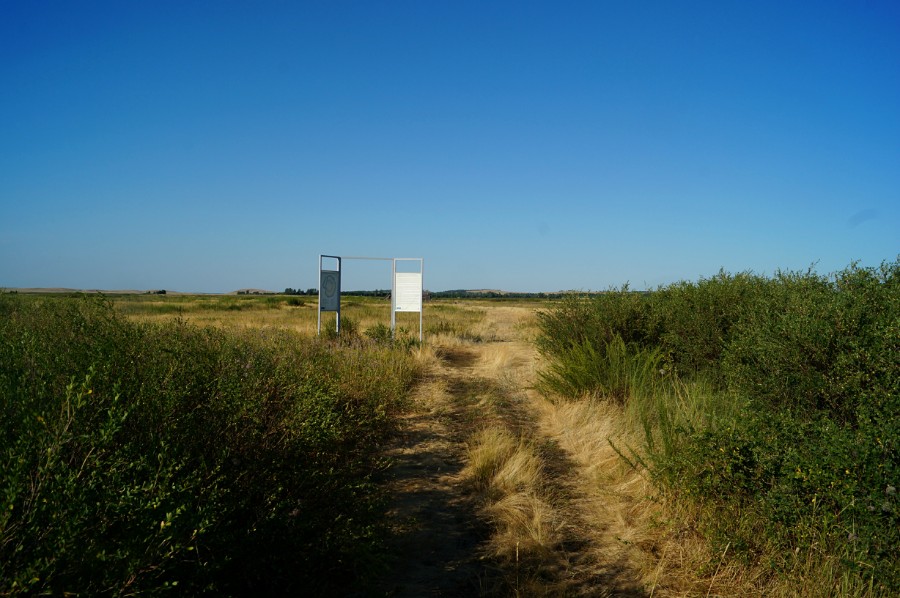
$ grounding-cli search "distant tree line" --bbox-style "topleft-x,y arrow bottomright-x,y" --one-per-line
283,288 -> 318,296
430,290 -> 566,299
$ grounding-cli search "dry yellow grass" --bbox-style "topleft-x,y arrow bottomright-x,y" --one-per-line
122,301 -> 322,334
537,398 -> 642,491
463,426 -> 562,583
534,395 -> 784,596
465,429 -> 542,497
483,491 -> 559,559
120,296 -> 495,343
536,398 -> 659,585
455,304 -> 773,595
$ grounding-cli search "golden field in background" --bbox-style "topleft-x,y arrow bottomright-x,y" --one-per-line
110,292 -> 548,341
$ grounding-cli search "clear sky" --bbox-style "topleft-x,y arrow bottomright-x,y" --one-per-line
2,1 -> 898,293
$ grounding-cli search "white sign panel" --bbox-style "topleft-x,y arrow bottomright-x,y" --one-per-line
395,272 -> 422,312
320,270 -> 340,311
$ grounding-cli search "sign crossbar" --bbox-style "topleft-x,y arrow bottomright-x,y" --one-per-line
317,254 -> 424,341
340,256 -> 393,261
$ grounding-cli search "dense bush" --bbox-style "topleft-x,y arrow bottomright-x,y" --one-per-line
536,273 -> 768,382
0,295 -> 418,595
723,263 -> 899,424
651,271 -> 766,380
535,287 -> 657,358
536,259 -> 899,593
537,334 -> 665,403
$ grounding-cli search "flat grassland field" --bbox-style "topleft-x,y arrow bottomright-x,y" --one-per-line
110,293 -> 552,339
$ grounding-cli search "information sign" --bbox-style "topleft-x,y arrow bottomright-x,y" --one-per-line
395,272 -> 422,311
317,254 -> 423,340
320,270 -> 340,312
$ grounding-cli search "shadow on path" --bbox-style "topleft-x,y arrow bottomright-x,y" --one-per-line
374,348 -> 502,596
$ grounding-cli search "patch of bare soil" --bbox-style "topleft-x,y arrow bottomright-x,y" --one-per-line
374,347 -> 502,596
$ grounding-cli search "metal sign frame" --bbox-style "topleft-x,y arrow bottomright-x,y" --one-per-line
317,254 -> 424,340
317,255 -> 342,334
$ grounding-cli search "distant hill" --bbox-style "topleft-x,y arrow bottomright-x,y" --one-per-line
0,288 -> 219,296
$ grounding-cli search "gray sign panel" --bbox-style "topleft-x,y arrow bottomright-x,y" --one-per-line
320,270 -> 340,311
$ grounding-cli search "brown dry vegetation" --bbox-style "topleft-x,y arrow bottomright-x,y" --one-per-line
388,302 -> 770,596
374,303 -> 673,595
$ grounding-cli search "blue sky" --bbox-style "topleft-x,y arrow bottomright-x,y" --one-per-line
2,1 -> 898,293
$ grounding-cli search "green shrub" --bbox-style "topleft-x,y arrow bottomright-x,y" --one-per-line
365,322 -> 393,344
537,334 -> 665,403
535,289 -> 657,360
535,258 -> 900,593
651,270 -> 765,380
661,407 -> 898,592
339,314 -> 358,337
535,275 -> 762,384
723,261 -> 899,424
0,295 -> 418,595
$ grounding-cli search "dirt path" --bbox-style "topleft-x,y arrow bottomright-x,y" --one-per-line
376,307 -> 652,596
375,346 -> 497,596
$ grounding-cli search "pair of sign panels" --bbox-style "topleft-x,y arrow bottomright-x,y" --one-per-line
317,255 -> 424,340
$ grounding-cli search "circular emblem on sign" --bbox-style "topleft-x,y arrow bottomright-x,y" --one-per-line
323,274 -> 337,298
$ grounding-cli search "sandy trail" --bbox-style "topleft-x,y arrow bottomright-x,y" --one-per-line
376,306 -> 653,596
375,347 -> 496,596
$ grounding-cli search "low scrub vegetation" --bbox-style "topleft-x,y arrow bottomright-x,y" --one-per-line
0,295 -> 419,595
536,259 -> 899,595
